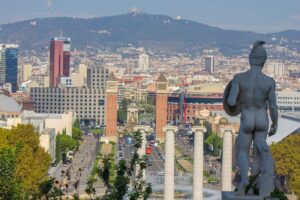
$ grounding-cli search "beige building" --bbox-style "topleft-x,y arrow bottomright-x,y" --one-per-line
6,110 -> 75,136
124,86 -> 147,102
187,83 -> 225,95
22,64 -> 32,81
39,129 -> 56,162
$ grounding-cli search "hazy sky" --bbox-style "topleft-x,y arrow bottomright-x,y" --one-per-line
1,0 -> 300,33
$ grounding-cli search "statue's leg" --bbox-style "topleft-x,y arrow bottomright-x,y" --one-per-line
254,131 -> 275,197
251,141 -> 261,176
236,130 -> 252,196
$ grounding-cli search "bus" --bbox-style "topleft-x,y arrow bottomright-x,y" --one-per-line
146,146 -> 152,154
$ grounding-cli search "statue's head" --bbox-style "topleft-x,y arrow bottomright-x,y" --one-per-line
249,40 -> 267,67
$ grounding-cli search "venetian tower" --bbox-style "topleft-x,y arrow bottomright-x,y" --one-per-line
155,73 -> 168,142
105,72 -> 118,142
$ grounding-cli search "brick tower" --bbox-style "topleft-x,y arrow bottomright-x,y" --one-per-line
155,73 -> 168,142
105,72 -> 118,142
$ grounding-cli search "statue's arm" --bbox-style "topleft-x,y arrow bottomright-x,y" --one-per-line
268,78 -> 278,136
228,75 -> 239,106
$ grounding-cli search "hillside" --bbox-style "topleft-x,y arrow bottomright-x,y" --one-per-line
0,12 -> 299,56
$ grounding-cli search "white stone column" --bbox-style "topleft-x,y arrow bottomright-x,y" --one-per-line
163,125 -> 178,200
222,129 -> 233,191
192,126 -> 207,200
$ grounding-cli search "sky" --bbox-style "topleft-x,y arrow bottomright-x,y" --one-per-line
0,0 -> 300,33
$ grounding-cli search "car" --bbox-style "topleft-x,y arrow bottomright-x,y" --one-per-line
131,150 -> 135,154
147,161 -> 152,166
158,170 -> 164,176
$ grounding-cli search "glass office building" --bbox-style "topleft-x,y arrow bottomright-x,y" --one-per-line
0,44 -> 19,92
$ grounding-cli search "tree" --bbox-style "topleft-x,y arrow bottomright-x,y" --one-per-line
194,118 -> 200,126
56,135 -> 62,163
72,127 -> 83,140
270,134 -> 300,198
98,130 -> 152,200
117,110 -> 127,123
205,134 -> 222,157
128,155 -> 152,200
39,178 -> 55,200
73,118 -> 81,129
0,124 -> 51,198
112,160 -> 130,200
58,134 -> 77,152
73,193 -> 80,200
0,147 -> 20,200
85,177 -> 96,199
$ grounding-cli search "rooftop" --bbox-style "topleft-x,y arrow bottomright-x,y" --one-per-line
0,94 -> 22,113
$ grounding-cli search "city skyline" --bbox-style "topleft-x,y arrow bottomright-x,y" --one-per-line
0,0 -> 300,33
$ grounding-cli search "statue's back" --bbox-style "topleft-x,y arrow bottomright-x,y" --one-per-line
238,69 -> 272,110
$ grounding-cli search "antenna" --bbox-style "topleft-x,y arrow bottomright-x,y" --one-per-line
45,0 -> 51,13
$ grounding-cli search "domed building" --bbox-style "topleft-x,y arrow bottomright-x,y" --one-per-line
0,94 -> 22,120
219,117 -> 229,125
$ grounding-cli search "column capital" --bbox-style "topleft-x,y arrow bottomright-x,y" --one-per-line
192,126 -> 207,133
163,125 -> 178,133
223,126 -> 235,135
134,125 -> 151,132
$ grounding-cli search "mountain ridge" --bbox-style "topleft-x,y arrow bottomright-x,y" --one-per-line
0,13 -> 299,56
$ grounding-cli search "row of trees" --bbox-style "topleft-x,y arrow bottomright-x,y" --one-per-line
85,130 -> 152,200
270,134 -> 300,198
0,124 -> 52,199
55,119 -> 83,163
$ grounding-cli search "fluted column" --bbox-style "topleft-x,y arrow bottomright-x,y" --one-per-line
192,126 -> 207,200
163,125 -> 178,200
222,129 -> 233,191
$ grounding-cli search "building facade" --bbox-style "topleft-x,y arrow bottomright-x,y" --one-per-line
0,44 -> 19,92
30,87 -> 105,126
49,37 -> 71,87
87,66 -> 109,89
167,95 -> 223,124
204,56 -> 215,74
139,53 -> 149,70
276,91 -> 300,113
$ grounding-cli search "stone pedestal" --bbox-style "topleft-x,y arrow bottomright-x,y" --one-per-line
163,125 -> 178,200
222,192 -> 264,200
191,126 -> 207,200
222,129 -> 233,191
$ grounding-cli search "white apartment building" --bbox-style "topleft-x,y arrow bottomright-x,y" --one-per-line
276,91 -> 300,113
139,53 -> 149,70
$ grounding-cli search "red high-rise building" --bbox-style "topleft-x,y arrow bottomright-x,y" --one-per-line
49,37 -> 71,87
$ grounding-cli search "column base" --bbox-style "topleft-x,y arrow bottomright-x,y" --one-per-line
101,136 -> 117,143
222,192 -> 264,200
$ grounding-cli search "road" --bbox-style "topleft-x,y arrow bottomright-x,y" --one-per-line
52,134 -> 100,196
118,137 -> 164,177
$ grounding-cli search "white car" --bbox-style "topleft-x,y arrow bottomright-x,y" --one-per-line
158,170 -> 164,176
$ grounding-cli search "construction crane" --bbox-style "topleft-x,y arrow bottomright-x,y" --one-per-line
45,0 -> 51,13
